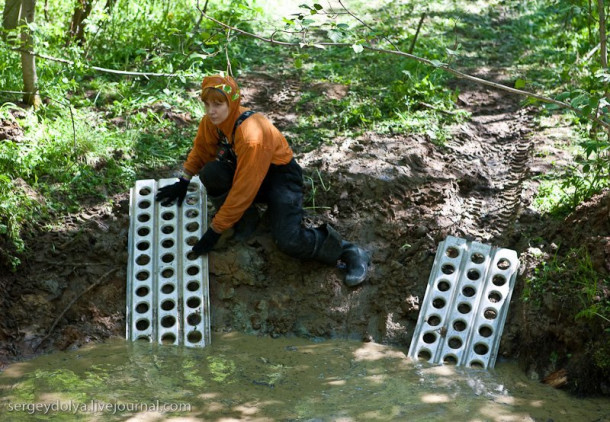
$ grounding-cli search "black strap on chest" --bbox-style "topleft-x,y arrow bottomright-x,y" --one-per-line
215,111 -> 256,167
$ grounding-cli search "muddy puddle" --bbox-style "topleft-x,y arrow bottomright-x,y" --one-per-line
0,333 -> 608,421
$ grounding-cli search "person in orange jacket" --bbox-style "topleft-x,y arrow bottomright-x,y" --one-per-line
156,74 -> 370,286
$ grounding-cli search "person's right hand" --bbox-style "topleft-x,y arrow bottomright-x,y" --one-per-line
155,177 -> 190,206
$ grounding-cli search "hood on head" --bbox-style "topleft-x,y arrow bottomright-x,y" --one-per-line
201,74 -> 241,117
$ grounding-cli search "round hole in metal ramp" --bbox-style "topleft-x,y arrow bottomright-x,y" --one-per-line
448,337 -> 462,349
161,225 -> 175,234
135,286 -> 149,297
161,315 -> 176,328
185,236 -> 198,246
139,187 -> 151,196
186,209 -> 199,218
497,258 -> 511,270
161,333 -> 176,345
187,185 -> 197,192
484,308 -> 498,320
492,274 -> 507,286
161,238 -> 175,248
137,227 -> 150,236
137,214 -> 150,223
187,313 -> 202,326
467,269 -> 480,281
470,360 -> 485,369
135,319 -> 150,331
135,302 -> 149,313
186,281 -> 200,292
186,196 -> 198,205
427,315 -> 441,327
136,335 -> 151,342
161,253 -> 175,263
136,241 -> 150,251
187,251 -> 199,260
462,286 -> 476,297
161,283 -> 175,294
161,212 -> 175,221
488,291 -> 502,303
160,300 -> 175,311
437,280 -> 451,292
474,343 -> 489,355
186,222 -> 200,232
136,271 -> 149,281
445,247 -> 459,258
186,266 -> 200,276
161,268 -> 174,278
432,298 -> 446,309
441,264 -> 455,275
138,200 -> 151,209
136,255 -> 150,265
423,332 -> 437,344
186,297 -> 201,308
479,325 -> 493,337
457,303 -> 472,314
417,349 -> 432,361
453,319 -> 467,332
443,355 -> 458,365
187,331 -> 203,343
471,253 -> 485,264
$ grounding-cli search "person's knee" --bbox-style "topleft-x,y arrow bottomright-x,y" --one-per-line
200,161 -> 233,195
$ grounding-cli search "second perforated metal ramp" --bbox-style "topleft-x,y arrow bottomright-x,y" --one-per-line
408,236 -> 519,368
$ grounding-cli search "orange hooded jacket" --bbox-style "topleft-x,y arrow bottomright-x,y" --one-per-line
183,75 -> 293,233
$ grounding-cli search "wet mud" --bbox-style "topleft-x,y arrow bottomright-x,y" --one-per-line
0,73 -> 609,396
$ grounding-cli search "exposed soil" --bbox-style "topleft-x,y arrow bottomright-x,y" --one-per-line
1,72 -> 609,396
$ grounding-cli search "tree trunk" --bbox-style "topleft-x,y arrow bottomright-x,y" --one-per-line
2,0 -> 21,32
599,0 -> 607,68
104,0 -> 117,13
20,0 -> 39,107
68,0 -> 94,46
2,0 -> 41,107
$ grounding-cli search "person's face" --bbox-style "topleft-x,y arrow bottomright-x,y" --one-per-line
204,99 -> 229,125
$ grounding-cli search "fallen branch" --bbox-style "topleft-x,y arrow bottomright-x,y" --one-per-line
201,12 -> 610,131
33,268 -> 117,351
9,48 -> 197,78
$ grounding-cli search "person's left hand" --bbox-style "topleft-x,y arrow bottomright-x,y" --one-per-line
192,228 -> 222,256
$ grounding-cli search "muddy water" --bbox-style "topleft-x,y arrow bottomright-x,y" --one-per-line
0,334 -> 608,421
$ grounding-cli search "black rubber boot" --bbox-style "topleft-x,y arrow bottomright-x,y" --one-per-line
312,224 -> 343,265
340,241 -> 370,287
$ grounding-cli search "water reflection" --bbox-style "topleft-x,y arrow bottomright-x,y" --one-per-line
0,333 -> 608,421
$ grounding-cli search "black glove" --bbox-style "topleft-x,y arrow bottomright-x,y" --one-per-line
155,177 -> 190,206
192,228 -> 222,256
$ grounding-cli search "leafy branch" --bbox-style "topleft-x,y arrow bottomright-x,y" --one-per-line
200,11 -> 610,131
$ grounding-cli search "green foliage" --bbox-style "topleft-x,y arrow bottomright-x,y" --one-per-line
265,1 -> 469,149
506,0 -> 610,213
523,247 -> 610,328
0,0 -> 265,267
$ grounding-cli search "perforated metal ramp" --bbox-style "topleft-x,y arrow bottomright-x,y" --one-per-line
126,177 -> 211,347
408,236 -> 519,368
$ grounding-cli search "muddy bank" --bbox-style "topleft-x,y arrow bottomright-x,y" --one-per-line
0,74 -> 608,396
